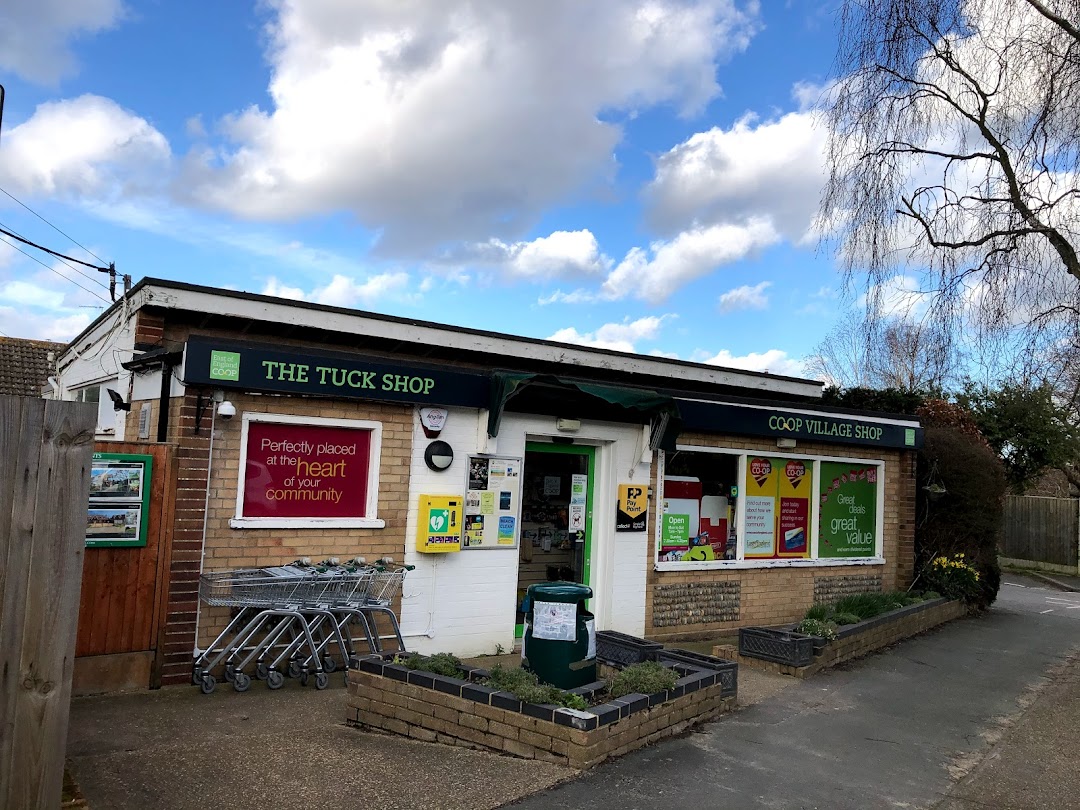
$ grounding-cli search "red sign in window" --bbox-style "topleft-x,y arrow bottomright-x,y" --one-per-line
242,422 -> 372,519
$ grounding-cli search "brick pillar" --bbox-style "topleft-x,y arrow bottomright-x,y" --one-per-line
134,310 -> 166,349
159,389 -> 213,685
896,451 -> 917,587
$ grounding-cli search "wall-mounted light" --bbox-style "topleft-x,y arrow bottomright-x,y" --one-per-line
106,387 -> 130,412
424,440 -> 455,471
776,437 -> 797,449
556,418 -> 581,433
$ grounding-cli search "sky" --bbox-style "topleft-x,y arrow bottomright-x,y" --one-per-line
0,0 -> 865,378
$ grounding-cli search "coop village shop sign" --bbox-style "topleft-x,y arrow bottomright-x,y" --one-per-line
183,337 -> 489,408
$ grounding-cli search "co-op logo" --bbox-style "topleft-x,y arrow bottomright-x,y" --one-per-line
768,415 -> 803,432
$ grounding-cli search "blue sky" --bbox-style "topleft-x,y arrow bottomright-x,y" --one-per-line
0,0 -> 862,377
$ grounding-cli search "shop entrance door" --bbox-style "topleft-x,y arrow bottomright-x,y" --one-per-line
515,443 -> 595,638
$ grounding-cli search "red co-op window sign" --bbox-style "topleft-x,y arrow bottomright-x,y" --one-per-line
243,422 -> 372,519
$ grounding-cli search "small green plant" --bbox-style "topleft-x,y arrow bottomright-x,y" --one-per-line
804,603 -> 834,621
795,618 -> 837,641
483,664 -> 585,709
609,661 -> 679,699
832,612 -> 862,626
399,652 -> 463,677
924,590 -> 942,600
919,554 -> 982,604
493,642 -> 506,656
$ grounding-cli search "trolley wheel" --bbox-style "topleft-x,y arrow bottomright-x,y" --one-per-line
323,656 -> 337,673
288,661 -> 302,679
199,674 -> 217,695
299,670 -> 309,687
315,672 -> 329,690
232,671 -> 252,692
266,670 -> 285,690
191,666 -> 202,686
223,664 -> 236,683
254,663 -> 269,680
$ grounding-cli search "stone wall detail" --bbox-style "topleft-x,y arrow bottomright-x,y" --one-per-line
652,582 -> 740,627
813,574 -> 884,604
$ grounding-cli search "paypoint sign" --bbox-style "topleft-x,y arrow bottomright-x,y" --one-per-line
616,484 -> 649,532
184,336 -> 489,408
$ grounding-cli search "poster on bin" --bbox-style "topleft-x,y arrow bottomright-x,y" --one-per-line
241,421 -> 371,519
818,462 -> 878,558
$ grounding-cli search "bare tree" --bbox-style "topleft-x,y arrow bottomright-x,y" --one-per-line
821,0 -> 1080,373
806,312 -> 962,391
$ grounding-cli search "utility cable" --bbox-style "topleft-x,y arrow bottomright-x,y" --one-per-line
0,233 -> 111,304
0,224 -> 111,273
0,219 -> 111,292
0,183 -> 108,266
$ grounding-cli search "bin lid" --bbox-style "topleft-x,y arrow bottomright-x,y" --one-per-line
527,581 -> 593,602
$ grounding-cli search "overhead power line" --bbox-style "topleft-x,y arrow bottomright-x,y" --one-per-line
0,219 -> 110,293
0,233 -> 111,305
0,183 -> 108,266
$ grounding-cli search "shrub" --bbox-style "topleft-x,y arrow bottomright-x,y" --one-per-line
609,661 -> 679,699
484,664 -> 587,709
832,612 -> 862,626
804,603 -> 834,621
399,652 -> 463,678
919,553 -> 983,605
795,619 -> 837,640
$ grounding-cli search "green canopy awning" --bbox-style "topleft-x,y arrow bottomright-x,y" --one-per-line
487,372 -> 682,450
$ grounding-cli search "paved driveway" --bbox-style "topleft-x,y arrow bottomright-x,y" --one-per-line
511,576 -> 1080,810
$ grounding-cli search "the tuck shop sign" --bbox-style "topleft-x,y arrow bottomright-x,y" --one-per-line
184,336 -> 489,408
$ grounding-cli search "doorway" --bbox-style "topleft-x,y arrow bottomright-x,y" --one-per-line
515,443 -> 595,637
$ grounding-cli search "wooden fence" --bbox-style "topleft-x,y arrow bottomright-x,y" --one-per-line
1001,495 -> 1080,572
0,396 -> 96,809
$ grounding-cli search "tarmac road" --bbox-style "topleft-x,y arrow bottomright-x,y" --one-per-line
510,575 -> 1080,810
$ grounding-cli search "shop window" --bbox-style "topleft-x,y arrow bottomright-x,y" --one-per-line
231,413 -> 384,529
657,448 -> 882,567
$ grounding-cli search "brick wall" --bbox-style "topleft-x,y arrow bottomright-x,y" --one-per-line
134,310 -> 165,349
645,432 -> 917,640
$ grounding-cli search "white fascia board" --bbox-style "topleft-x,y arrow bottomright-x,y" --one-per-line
142,284 -> 823,399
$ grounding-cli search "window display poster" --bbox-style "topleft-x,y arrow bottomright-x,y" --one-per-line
819,462 -> 879,558
777,459 -> 810,558
87,452 -> 153,547
462,455 -> 522,549
241,421 -> 371,519
570,474 -> 588,505
743,457 -> 778,557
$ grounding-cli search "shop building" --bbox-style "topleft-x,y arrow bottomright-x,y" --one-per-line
57,279 -> 921,685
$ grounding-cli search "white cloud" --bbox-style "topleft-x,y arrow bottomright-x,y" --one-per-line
864,274 -> 932,319
701,347 -> 805,377
601,220 -> 779,302
460,230 -> 609,279
644,110 -> 826,242
0,271 -> 107,341
718,280 -> 771,312
547,314 -> 675,353
1,280 -> 66,309
0,0 -> 123,83
187,0 -> 760,252
0,95 -> 170,201
538,288 -> 599,306
260,272 -> 414,308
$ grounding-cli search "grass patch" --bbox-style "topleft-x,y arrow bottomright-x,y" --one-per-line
801,590 -> 929,627
484,664 -> 588,710
608,661 -> 679,699
396,651 -> 464,678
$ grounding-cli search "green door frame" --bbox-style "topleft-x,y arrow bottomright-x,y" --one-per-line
515,442 -> 597,638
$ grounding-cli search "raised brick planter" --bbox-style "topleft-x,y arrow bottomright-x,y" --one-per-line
714,598 -> 967,678
346,656 -> 737,770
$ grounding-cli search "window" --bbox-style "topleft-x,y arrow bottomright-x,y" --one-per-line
656,447 -> 883,568
230,412 -> 384,529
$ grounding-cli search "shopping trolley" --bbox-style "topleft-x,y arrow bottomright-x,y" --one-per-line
192,558 -> 410,694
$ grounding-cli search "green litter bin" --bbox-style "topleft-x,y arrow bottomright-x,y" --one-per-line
522,582 -> 596,689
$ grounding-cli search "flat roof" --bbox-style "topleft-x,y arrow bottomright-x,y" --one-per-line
63,277 -> 825,400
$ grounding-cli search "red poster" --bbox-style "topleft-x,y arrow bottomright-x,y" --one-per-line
243,422 -> 371,519
778,497 -> 809,554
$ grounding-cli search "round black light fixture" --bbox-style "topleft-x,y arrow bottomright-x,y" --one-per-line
424,440 -> 455,472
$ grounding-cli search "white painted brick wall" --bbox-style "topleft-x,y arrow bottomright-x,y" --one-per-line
400,407 -> 650,656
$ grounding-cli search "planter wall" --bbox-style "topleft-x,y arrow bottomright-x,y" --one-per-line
715,598 -> 967,678
346,657 -> 737,770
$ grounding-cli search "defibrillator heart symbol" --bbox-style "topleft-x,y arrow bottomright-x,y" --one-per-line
430,514 -> 445,531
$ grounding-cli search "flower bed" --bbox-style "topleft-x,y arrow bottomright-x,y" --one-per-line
346,650 -> 737,770
715,598 -> 967,678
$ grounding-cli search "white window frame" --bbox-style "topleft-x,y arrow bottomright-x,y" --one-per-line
230,412 -> 385,529
654,445 -> 886,571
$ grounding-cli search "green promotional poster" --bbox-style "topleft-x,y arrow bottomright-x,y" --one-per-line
818,462 -> 878,558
